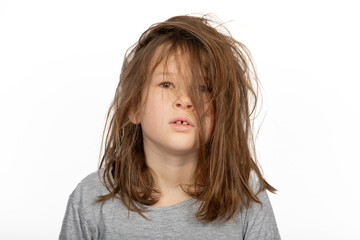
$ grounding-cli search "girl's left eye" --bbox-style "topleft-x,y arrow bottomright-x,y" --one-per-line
159,82 -> 210,93
199,85 -> 210,92
159,82 -> 173,88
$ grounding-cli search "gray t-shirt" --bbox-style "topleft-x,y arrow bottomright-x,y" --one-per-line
59,169 -> 280,239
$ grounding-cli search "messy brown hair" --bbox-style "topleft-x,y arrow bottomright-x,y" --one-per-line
96,14 -> 277,222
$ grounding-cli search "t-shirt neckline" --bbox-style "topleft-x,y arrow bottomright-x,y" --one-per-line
147,196 -> 196,212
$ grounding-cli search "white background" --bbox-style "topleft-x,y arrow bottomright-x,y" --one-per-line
1,0 -> 359,239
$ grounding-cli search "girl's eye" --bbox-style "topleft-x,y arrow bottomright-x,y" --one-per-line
159,82 -> 210,93
199,85 -> 210,93
160,82 -> 173,88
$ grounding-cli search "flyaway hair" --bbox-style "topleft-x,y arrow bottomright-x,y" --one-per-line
96,14 -> 277,222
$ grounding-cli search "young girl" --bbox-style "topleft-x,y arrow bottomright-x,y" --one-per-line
59,14 -> 281,239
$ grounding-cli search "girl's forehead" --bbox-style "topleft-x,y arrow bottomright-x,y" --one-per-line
145,43 -> 209,88
150,55 -> 194,84
153,50 -> 190,72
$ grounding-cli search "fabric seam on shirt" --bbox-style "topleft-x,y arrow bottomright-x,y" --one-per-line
69,196 -> 96,234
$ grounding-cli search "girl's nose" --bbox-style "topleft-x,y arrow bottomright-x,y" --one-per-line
175,95 -> 193,109
175,102 -> 193,109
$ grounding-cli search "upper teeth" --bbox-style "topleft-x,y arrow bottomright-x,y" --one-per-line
175,121 -> 189,125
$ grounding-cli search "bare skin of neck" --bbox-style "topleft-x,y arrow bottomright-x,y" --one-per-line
144,142 -> 197,207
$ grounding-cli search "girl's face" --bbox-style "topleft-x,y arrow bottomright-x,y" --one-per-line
135,52 -> 214,157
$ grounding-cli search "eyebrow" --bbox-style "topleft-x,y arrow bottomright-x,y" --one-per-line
153,72 -> 177,75
153,72 -> 208,85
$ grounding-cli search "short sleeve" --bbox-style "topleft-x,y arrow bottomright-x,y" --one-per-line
59,196 -> 93,240
243,190 -> 281,240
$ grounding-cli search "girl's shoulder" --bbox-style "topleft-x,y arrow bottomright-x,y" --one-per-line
67,168 -> 109,210
249,169 -> 261,193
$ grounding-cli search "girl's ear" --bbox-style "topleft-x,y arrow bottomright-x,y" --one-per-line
128,107 -> 140,124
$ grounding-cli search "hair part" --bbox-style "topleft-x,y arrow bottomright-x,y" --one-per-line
96,14 -> 277,222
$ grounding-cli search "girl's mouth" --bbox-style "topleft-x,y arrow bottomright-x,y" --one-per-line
174,120 -> 190,125
169,122 -> 194,132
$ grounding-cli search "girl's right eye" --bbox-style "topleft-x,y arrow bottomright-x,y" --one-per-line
159,82 -> 173,88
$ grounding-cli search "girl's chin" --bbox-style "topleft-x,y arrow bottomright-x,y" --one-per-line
161,144 -> 199,156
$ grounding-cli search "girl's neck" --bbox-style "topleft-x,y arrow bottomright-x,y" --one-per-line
144,146 -> 197,193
